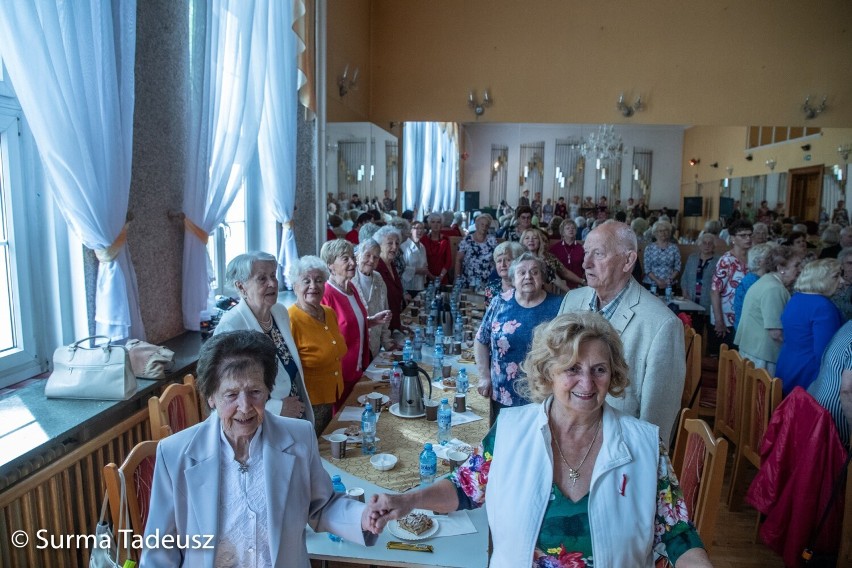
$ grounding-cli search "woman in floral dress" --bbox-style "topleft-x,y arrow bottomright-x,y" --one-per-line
455,213 -> 497,288
368,312 -> 710,568
474,253 -> 562,423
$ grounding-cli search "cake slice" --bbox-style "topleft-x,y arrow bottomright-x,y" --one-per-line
398,512 -> 433,535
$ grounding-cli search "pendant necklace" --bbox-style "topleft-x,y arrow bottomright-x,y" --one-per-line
549,408 -> 602,486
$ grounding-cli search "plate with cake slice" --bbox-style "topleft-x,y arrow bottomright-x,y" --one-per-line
387,511 -> 440,540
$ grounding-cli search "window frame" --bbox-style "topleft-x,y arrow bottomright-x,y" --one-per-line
0,102 -> 44,386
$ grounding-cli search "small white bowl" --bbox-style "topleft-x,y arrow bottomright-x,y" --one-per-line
370,453 -> 398,471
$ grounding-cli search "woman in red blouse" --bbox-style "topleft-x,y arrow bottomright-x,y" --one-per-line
320,239 -> 391,407
549,218 -> 586,289
422,212 -> 453,285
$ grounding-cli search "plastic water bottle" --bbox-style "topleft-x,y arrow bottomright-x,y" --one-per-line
437,398 -> 452,445
361,403 -> 377,455
457,368 -> 469,394
650,283 -> 658,296
390,362 -> 402,404
402,339 -> 413,362
435,325 -> 444,351
432,344 -> 444,383
425,315 -> 435,347
419,443 -> 437,485
328,475 -> 346,541
665,284 -> 673,302
454,313 -> 464,343
412,327 -> 423,362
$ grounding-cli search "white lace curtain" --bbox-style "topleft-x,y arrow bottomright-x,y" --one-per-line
182,0 -> 302,328
0,0 -> 144,340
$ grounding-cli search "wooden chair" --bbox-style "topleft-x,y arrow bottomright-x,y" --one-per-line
713,345 -> 750,449
103,440 -> 159,561
680,327 -> 704,413
148,374 -> 201,441
727,366 -> 783,512
671,408 -> 728,552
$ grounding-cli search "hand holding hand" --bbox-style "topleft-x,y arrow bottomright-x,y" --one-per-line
367,493 -> 413,532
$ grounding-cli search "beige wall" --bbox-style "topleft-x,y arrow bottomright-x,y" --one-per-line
327,0 -> 372,122
682,126 -> 852,184
363,0 -> 852,127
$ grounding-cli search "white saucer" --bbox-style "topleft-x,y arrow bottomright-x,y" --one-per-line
357,393 -> 390,406
388,403 -> 426,419
387,518 -> 440,540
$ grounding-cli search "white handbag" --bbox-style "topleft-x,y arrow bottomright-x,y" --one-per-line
90,469 -> 130,568
46,336 -> 137,400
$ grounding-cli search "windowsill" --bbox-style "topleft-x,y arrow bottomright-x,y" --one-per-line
0,332 -> 202,491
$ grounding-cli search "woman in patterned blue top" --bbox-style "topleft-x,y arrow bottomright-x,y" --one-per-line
643,219 -> 681,291
475,252 -> 562,423
455,213 -> 497,288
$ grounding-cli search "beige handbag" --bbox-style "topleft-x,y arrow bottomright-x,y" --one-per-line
46,336 -> 137,400
125,339 -> 175,379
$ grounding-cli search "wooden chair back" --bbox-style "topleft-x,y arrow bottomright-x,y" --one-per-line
727,366 -> 783,511
714,345 -> 750,447
103,440 -> 159,560
681,327 -> 703,410
148,374 -> 201,441
671,408 -> 728,552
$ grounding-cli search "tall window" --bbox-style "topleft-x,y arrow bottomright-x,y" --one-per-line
208,181 -> 247,295
0,106 -> 42,386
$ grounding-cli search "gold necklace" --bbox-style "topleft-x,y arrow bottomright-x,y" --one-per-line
548,407 -> 602,486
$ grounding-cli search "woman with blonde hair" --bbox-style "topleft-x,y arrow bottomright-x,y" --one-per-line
368,312 -> 710,567
520,227 -> 579,293
643,219 -> 681,292
776,258 -> 845,394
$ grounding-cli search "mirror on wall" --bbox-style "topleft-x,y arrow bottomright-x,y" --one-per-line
326,122 -> 398,204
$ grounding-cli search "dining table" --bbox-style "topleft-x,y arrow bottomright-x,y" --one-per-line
308,292 -> 493,567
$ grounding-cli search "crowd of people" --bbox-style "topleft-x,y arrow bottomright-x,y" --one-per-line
141,189 -> 851,566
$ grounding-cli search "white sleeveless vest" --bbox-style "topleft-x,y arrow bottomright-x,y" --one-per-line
486,399 -> 660,568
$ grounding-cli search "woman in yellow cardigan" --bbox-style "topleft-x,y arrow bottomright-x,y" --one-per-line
288,256 -> 348,436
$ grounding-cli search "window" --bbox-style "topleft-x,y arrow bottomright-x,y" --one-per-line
0,105 -> 43,387
208,181 -> 247,296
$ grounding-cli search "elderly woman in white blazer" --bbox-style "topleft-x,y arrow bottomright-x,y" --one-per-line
214,251 -> 314,425
141,331 -> 377,567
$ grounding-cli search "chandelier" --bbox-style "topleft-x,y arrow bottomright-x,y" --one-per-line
580,125 -> 623,170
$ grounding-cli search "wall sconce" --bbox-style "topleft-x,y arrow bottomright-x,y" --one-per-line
801,96 -> 827,120
688,158 -> 700,166
709,162 -> 719,168
745,154 -> 754,161
765,158 -> 777,171
726,166 -> 734,176
469,90 -> 493,117
616,93 -> 643,117
337,65 -> 359,97
838,144 -> 851,162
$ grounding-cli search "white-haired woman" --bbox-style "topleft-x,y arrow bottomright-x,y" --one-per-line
401,219 -> 429,297
456,213 -> 497,289
352,238 -> 396,357
321,239 -> 391,407
373,225 -> 405,331
643,220 -> 681,292
776,259 -> 845,394
732,242 -> 775,331
484,241 -> 525,302
215,252 -> 313,424
288,256 -> 347,435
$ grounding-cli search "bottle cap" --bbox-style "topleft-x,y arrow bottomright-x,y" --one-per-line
332,475 -> 341,482
424,443 -> 433,450
364,403 -> 373,411
441,398 -> 448,404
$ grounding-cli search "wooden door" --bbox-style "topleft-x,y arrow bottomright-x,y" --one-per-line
786,165 -> 823,220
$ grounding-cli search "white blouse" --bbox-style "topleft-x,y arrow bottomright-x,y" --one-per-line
216,426 -> 271,567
